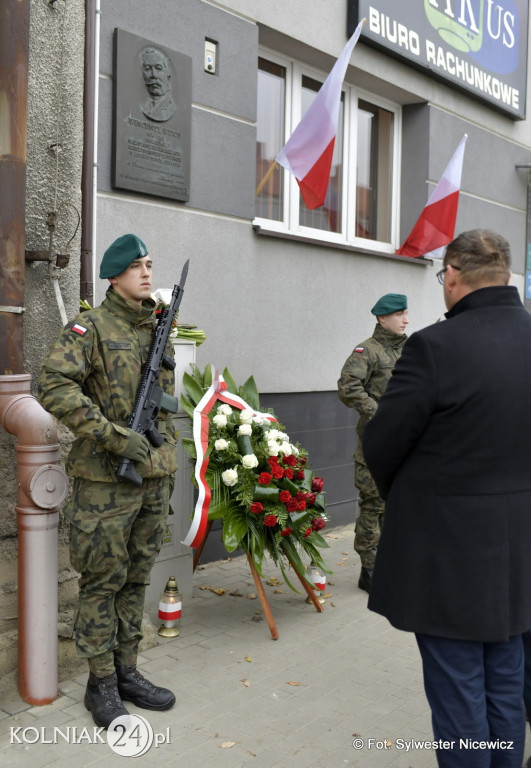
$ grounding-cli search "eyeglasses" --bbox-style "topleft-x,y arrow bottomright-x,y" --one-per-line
436,265 -> 461,285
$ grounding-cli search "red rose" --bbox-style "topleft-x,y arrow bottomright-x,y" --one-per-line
284,468 -> 294,480
280,527 -> 292,537
296,491 -> 306,501
294,470 -> 305,480
311,517 -> 326,531
303,527 -> 312,538
311,477 -> 324,493
271,464 -> 284,480
286,499 -> 298,513
299,457 -> 307,465
282,454 -> 297,467
258,472 -> 272,485
250,502 -> 264,514
279,490 -> 291,503
264,515 -> 277,527
268,456 -> 279,467
304,492 -> 317,506
297,500 -> 306,511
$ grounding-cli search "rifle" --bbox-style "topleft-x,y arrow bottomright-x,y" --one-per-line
117,259 -> 189,486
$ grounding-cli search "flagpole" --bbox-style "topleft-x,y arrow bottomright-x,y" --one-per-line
255,160 -> 278,196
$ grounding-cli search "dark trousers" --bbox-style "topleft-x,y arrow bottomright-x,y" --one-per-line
416,633 -> 525,768
523,630 -> 531,726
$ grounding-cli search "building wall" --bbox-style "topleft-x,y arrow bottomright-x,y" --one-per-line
95,0 -> 531,556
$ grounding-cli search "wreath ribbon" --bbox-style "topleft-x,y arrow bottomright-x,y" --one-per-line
182,368 -> 277,548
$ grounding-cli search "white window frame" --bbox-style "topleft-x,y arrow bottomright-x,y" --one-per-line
254,47 -> 402,254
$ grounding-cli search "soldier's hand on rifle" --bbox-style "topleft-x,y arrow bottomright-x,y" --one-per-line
120,429 -> 150,463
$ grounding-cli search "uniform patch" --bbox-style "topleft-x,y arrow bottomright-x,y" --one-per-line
354,347 -> 364,353
71,323 -> 88,336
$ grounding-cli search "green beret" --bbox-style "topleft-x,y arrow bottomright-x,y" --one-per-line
99,234 -> 149,279
371,293 -> 408,316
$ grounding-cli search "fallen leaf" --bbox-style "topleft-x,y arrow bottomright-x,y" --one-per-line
337,562 -> 347,566
322,592 -> 333,598
286,681 -> 301,686
241,679 -> 250,687
251,615 -> 263,623
274,589 -> 288,594
246,593 -> 257,600
328,580 -> 335,586
229,589 -> 242,597
244,655 -> 252,662
199,585 -> 226,595
266,577 -> 283,586
342,551 -> 350,555
326,534 -> 339,539
330,601 -> 336,607
220,741 -> 235,749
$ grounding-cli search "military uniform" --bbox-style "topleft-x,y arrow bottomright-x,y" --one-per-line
338,318 -> 407,577
37,234 -> 177,726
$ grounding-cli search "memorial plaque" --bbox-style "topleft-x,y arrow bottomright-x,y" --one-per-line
112,29 -> 191,201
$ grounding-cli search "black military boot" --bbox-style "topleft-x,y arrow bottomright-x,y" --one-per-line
358,567 -> 373,593
84,671 -> 130,729
116,665 -> 176,711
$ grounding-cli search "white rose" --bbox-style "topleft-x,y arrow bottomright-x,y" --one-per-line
267,440 -> 280,456
240,409 -> 254,424
214,439 -> 229,451
279,441 -> 292,456
213,414 -> 227,428
221,468 -> 238,486
268,429 -> 281,441
241,454 -> 258,469
253,416 -> 267,425
278,431 -> 289,441
291,444 -> 299,455
217,404 -> 232,416
238,424 -> 252,436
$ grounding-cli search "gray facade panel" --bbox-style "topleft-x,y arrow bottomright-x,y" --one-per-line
400,104 -> 430,240
429,109 -> 531,211
99,0 -> 258,122
190,109 -> 256,218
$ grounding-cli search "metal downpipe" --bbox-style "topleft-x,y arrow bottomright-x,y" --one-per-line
0,375 -> 68,704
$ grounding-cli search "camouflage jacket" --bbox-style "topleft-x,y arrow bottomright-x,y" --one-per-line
37,287 -> 177,482
338,324 -> 407,458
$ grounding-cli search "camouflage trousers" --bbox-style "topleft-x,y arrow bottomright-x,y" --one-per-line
354,460 -> 385,571
64,476 -> 170,676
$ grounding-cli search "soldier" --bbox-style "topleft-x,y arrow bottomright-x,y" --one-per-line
38,234 -> 177,728
337,294 -> 408,593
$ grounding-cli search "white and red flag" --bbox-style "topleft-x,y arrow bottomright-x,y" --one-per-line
275,20 -> 365,210
396,134 -> 468,259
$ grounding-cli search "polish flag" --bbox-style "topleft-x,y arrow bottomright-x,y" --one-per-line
396,134 -> 468,259
275,20 -> 365,210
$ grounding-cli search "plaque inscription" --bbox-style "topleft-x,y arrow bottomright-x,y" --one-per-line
112,29 -> 191,202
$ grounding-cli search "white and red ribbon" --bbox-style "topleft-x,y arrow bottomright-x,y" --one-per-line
158,601 -> 182,621
182,367 -> 277,549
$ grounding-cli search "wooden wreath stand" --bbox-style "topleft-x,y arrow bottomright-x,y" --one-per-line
193,520 -> 323,640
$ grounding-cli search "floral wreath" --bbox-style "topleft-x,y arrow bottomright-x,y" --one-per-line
180,364 -> 331,591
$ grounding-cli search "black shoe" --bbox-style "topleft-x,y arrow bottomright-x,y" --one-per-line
358,567 -> 373,593
84,671 -> 130,729
116,665 -> 176,711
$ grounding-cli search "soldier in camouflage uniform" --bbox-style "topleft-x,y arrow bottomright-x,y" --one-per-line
337,294 -> 408,593
38,234 -> 177,728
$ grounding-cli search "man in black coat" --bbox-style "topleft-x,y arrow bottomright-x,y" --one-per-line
363,229 -> 531,768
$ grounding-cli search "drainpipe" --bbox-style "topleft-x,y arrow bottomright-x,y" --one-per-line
0,375 -> 68,705
81,0 -> 100,306
0,0 -> 29,374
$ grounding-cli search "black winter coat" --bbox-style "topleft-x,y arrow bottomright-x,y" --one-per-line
364,285 -> 531,642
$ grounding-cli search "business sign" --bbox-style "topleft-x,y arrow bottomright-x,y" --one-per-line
348,0 -> 529,118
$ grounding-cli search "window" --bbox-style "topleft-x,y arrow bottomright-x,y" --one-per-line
254,53 -> 400,252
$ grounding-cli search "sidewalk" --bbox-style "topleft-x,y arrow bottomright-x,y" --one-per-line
1,524 -> 530,767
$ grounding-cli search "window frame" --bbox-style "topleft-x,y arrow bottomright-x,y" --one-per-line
254,47 -> 402,255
